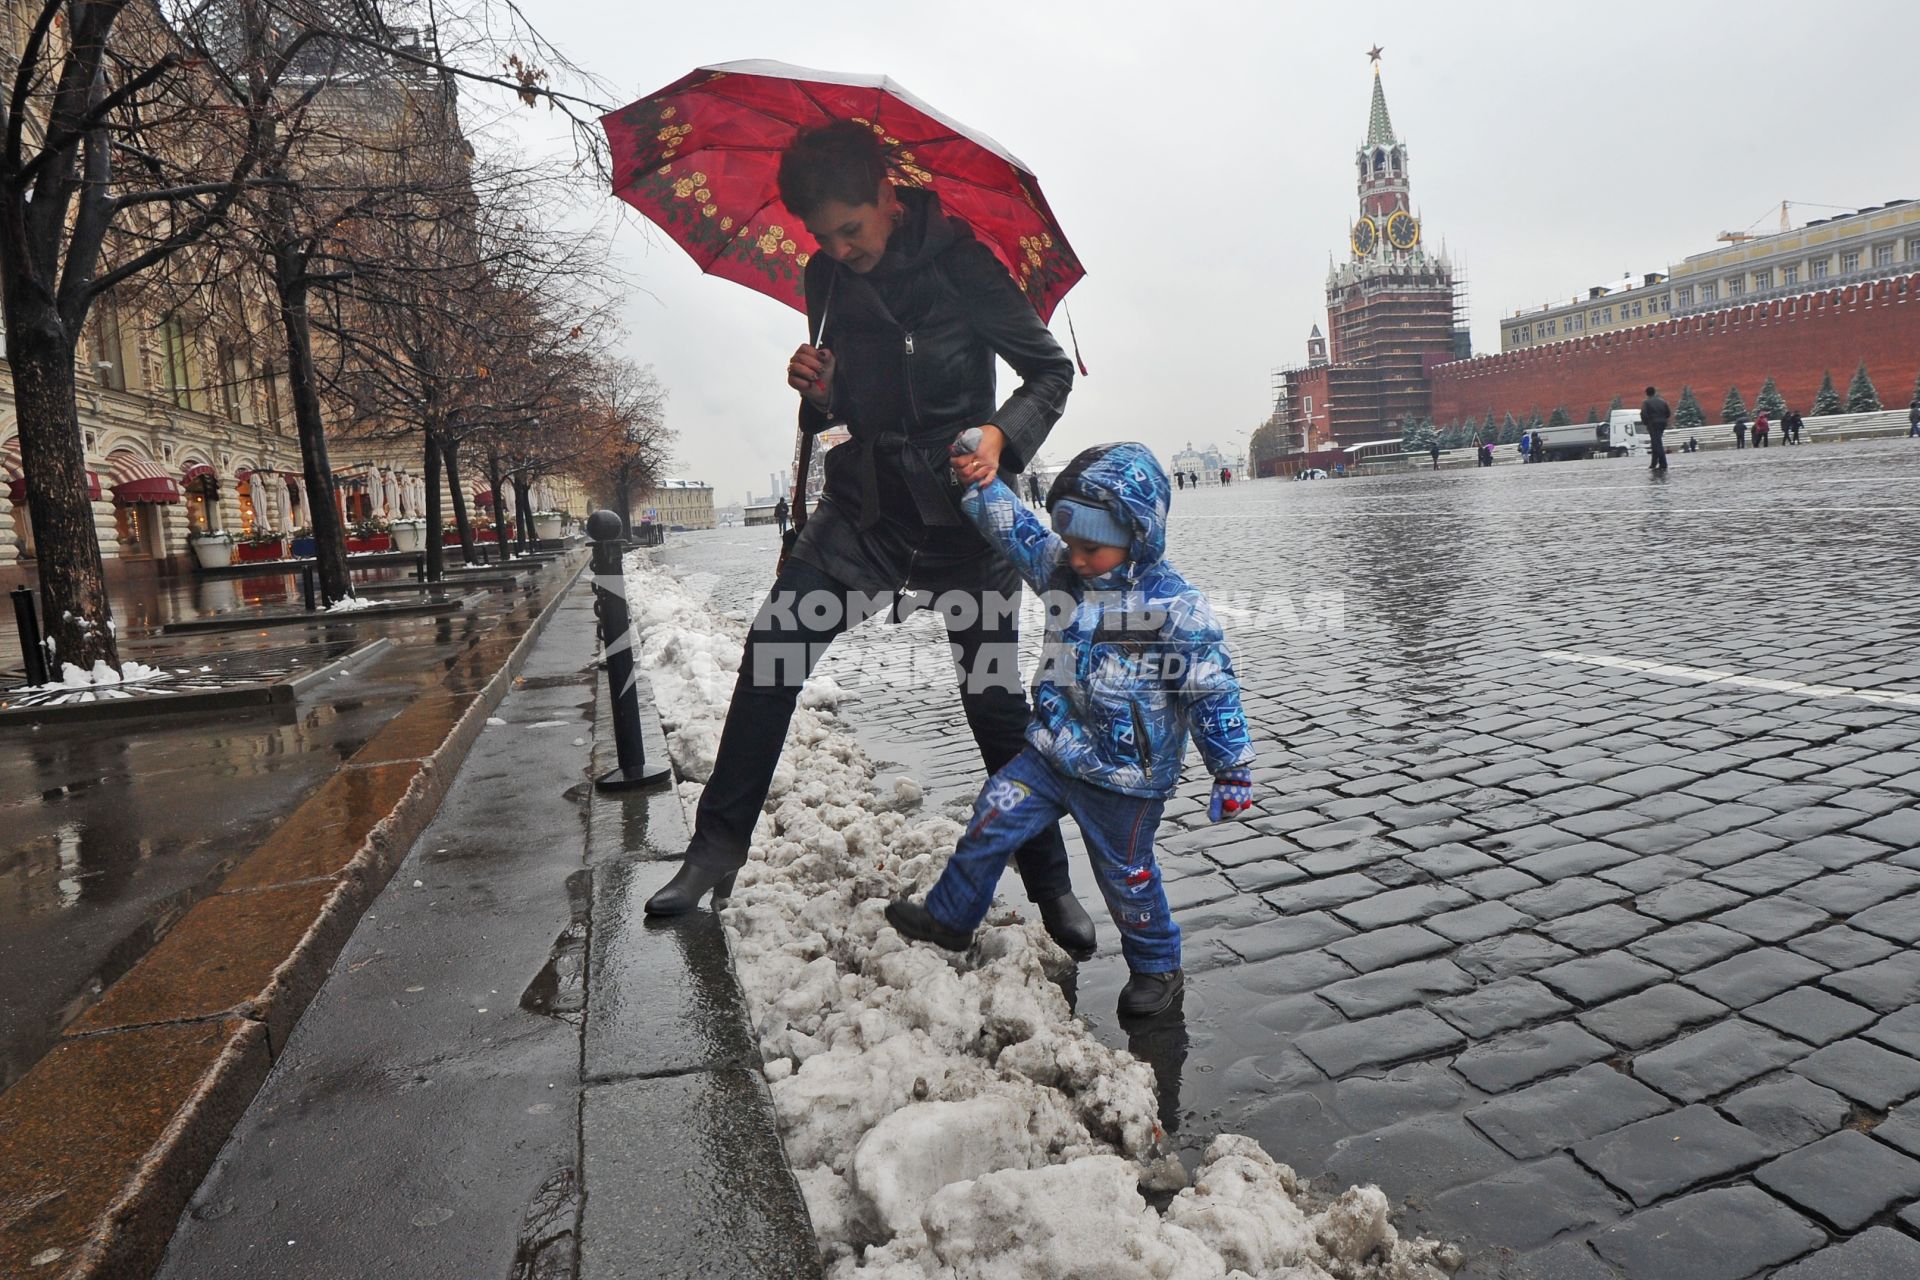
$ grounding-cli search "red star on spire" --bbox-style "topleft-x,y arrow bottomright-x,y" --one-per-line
1367,44 -> 1385,65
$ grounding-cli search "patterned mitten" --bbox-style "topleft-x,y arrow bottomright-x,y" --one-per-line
1209,767 -> 1254,822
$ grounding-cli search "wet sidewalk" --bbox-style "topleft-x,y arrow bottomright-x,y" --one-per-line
154,575 -> 819,1279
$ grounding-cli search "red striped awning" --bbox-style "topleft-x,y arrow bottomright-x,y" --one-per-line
474,489 -> 496,506
181,462 -> 216,485
5,439 -> 104,502
109,453 -> 182,504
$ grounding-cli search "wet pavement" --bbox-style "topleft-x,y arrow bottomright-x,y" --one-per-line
656,438 -> 1920,1279
0,568 -> 540,1090
156,578 -> 817,1279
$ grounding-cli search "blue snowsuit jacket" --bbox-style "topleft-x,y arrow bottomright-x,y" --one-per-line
960,442 -> 1255,800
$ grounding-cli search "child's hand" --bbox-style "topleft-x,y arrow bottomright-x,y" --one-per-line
949,426 -> 1003,489
1208,767 -> 1253,822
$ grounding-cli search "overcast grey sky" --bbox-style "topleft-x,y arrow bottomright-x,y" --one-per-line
504,0 -> 1913,502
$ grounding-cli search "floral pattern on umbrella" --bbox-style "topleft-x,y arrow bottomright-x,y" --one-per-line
601,61 -> 1084,321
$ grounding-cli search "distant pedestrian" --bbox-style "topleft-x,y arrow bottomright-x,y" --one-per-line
1027,472 -> 1045,504
1530,431 -> 1546,463
1908,399 -> 1919,437
1753,412 -> 1770,448
1219,467 -> 1230,486
773,494 -> 790,535
1733,415 -> 1748,449
1517,432 -> 1531,464
1639,385 -> 1671,473
1428,441 -> 1441,469
1175,470 -> 1185,491
1784,408 -> 1803,444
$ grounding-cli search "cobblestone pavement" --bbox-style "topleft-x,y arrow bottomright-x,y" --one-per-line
658,439 -> 1920,1279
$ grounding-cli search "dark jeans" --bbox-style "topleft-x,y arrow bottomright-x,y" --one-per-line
687,558 -> 1073,904
1648,430 -> 1668,471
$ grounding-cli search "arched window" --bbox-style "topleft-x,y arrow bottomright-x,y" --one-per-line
1373,148 -> 1387,173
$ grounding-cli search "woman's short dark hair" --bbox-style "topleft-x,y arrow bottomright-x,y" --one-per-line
778,120 -> 889,218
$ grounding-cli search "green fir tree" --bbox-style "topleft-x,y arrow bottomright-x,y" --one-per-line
1499,412 -> 1519,444
1754,377 -> 1787,417
1846,360 -> 1881,413
1721,385 -> 1749,423
1810,370 -> 1843,416
1673,386 -> 1706,431
1547,406 -> 1572,427
1483,411 -> 1499,441
1586,406 -> 1600,423
1527,410 -> 1545,433
1609,394 -> 1624,413
1399,417 -> 1419,451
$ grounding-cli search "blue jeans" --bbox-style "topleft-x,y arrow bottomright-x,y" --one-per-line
926,749 -> 1180,972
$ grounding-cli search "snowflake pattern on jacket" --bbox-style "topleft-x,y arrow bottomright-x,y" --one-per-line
961,442 -> 1255,799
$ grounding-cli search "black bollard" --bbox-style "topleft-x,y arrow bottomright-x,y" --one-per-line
11,586 -> 49,685
300,563 -> 316,612
587,509 -> 670,791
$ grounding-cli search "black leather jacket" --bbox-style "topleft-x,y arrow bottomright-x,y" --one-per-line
791,188 -> 1073,592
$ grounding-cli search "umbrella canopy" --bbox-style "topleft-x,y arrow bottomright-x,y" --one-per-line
601,60 -> 1084,322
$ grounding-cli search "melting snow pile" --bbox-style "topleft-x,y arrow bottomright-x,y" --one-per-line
325,594 -> 376,613
625,551 -> 1458,1280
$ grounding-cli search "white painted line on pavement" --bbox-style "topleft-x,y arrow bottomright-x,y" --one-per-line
1545,651 -> 1920,709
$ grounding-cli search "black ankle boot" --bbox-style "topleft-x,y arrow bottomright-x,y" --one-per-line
1037,893 -> 1097,961
1118,969 -> 1183,1019
644,857 -> 742,916
884,899 -> 975,952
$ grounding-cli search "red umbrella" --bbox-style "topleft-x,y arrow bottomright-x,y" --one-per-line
600,59 -> 1085,323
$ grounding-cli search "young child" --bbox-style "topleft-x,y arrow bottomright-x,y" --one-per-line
886,441 -> 1255,1018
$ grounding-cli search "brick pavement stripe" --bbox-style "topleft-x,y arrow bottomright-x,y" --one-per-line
1536,952 -> 1671,1007
1864,1006 -> 1920,1058
1822,951 -> 1920,1013
1402,844 -> 1500,877
1706,895 -> 1830,944
1451,1022 -> 1613,1094
1465,1063 -> 1671,1161
1425,1155 -> 1625,1254
1631,1019 -> 1808,1103
1626,921 -> 1753,971
1673,829 -> 1789,869
1426,901 -> 1531,945
1321,959 -> 1476,1018
1294,1008 -> 1466,1077
1745,987 -> 1881,1046
1323,1114 -> 1509,1205
1507,877 -> 1630,920
1789,1037 -> 1920,1110
1573,1103 -> 1781,1208
1789,925 -> 1898,970
1593,853 -> 1701,894
1680,947 -> 1831,1008
1852,808 -> 1920,846
1576,983 -> 1730,1052
1433,978 -> 1573,1040
1323,924 -> 1450,973
1754,1129 -> 1920,1232
1221,860 -> 1309,894
1786,832 -> 1898,870
1769,1228 -> 1920,1280
1591,1186 -> 1822,1280
1632,879 -> 1749,922
1538,904 -> 1661,953
1848,892 -> 1920,945
1719,1075 -> 1853,1148
1877,1104 -> 1920,1159
1702,851 -> 1824,896
1785,863 -> 1920,914
1261,873 -> 1384,915
1453,933 -> 1577,981
1511,842 -> 1635,883
1330,884 -> 1474,930
1456,867 -> 1543,900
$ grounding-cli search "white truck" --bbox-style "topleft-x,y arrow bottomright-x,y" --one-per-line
1529,411 -> 1651,460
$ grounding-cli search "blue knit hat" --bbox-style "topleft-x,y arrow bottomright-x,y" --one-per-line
1050,497 -> 1132,550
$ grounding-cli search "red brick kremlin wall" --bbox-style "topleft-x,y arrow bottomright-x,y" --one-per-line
1430,273 -> 1920,426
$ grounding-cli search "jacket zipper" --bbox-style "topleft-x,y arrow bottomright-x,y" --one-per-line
902,331 -> 922,427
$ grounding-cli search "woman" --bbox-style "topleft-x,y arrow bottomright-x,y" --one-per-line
645,121 -> 1096,960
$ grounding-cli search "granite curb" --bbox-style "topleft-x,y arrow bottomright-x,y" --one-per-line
0,551 -> 589,1280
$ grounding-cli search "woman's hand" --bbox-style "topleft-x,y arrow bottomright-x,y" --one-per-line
949,424 -> 1005,488
788,344 -> 835,410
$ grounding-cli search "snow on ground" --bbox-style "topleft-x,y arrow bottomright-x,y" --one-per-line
324,594 -> 376,613
23,658 -> 167,695
625,550 -> 1459,1280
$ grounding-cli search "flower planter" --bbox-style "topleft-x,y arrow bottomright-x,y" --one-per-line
190,532 -> 235,569
290,536 -> 316,558
390,519 -> 426,552
345,534 -> 392,554
235,539 -> 285,563
533,515 -> 564,540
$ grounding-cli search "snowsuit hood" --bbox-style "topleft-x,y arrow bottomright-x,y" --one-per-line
1044,442 -> 1171,576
